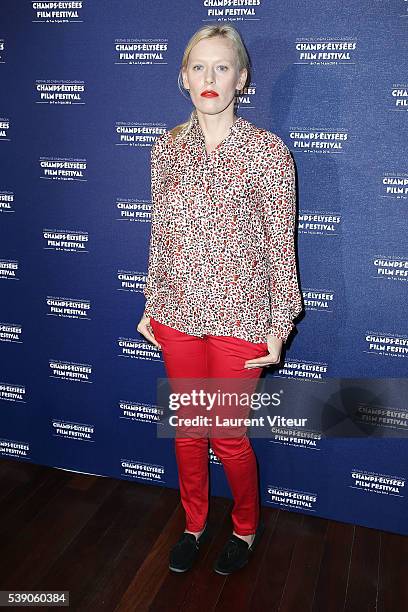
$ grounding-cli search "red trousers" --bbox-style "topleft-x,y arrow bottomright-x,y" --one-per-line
149,317 -> 268,536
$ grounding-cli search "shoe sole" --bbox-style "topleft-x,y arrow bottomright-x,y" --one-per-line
214,558 -> 248,575
169,564 -> 191,573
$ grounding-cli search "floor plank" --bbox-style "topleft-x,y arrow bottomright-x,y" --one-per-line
0,458 -> 406,612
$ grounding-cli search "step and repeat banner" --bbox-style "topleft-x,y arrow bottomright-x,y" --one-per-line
0,1 -> 407,535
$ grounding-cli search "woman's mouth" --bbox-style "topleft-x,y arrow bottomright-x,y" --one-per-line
201,90 -> 219,98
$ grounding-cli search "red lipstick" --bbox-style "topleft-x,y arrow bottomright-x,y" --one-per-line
201,89 -> 219,98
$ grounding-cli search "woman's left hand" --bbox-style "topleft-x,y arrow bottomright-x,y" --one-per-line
244,335 -> 283,369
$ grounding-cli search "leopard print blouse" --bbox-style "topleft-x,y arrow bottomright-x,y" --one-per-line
143,111 -> 303,344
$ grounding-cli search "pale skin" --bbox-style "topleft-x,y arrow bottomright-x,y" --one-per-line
137,36 -> 284,546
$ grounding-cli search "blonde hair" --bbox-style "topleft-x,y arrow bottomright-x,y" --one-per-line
170,24 -> 251,140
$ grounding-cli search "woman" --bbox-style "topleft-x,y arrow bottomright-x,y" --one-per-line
137,24 -> 303,575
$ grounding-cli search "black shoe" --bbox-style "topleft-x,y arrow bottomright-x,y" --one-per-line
213,521 -> 265,575
169,523 -> 209,573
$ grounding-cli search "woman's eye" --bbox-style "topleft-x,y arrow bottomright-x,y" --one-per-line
192,65 -> 228,71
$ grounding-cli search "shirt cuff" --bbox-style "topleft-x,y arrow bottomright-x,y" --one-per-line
266,311 -> 295,342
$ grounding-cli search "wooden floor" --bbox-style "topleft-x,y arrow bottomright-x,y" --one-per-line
0,459 -> 406,612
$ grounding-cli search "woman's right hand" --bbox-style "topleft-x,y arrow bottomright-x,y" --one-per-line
136,313 -> 162,350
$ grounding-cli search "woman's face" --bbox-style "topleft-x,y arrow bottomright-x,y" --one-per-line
182,36 -> 246,117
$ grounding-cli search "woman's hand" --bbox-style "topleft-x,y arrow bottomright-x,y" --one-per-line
136,313 -> 162,350
244,335 -> 283,369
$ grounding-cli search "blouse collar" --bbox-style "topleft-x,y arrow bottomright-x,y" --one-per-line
187,111 -> 246,154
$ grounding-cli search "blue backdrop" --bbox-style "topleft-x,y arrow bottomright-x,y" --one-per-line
0,0 -> 407,535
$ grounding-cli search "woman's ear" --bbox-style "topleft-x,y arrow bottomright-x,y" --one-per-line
181,67 -> 189,90
236,66 -> 248,91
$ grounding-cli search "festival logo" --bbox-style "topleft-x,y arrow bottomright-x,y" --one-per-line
116,198 -> 152,223
114,38 -> 168,65
274,358 -> 329,380
49,359 -> 93,383
31,1 -> 84,23
302,288 -> 335,312
120,459 -> 166,483
201,0 -> 262,21
0,382 -> 26,402
236,82 -> 255,109
117,337 -> 162,362
390,84 -> 408,111
355,401 -> 408,434
119,400 -> 164,425
364,332 -> 408,358
372,256 -> 408,281
350,469 -> 405,497
39,157 -> 87,181
0,439 -> 30,459
52,419 -> 96,442
0,117 -> 10,141
267,485 -> 318,511
269,427 -> 322,451
288,128 -> 350,154
298,210 -> 341,235
46,296 -> 91,320
381,173 -> 408,199
0,191 -> 15,213
0,323 -> 22,344
115,122 -> 166,148
117,270 -> 147,293
35,80 -> 86,105
0,259 -> 19,280
294,37 -> 357,65
43,229 -> 89,253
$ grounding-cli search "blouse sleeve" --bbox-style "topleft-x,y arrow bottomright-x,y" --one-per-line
143,132 -> 170,317
257,136 -> 303,342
